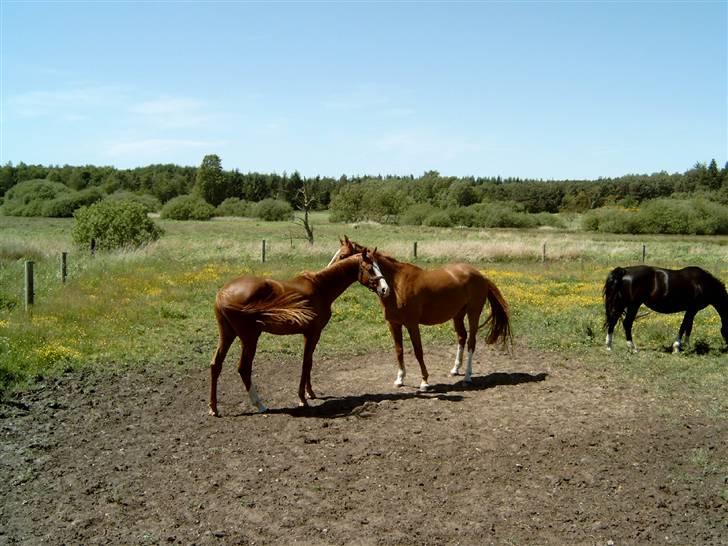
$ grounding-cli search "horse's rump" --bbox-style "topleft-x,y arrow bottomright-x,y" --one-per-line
603,266 -> 629,327
217,288 -> 317,329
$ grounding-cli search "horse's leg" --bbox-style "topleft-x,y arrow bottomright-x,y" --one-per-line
238,331 -> 267,413
673,310 -> 696,353
449,312 -> 467,376
463,306 -> 483,384
298,331 -> 321,407
406,324 -> 430,391
623,304 -> 640,353
389,322 -> 407,387
605,308 -> 623,351
208,314 -> 236,417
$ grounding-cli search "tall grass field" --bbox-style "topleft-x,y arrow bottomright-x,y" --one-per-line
1,214 -> 726,412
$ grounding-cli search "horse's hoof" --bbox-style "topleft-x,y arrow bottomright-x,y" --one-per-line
418,382 -> 431,392
208,408 -> 220,417
257,405 -> 269,414
463,376 -> 473,384
298,401 -> 308,408
394,380 -> 404,388
449,369 -> 462,376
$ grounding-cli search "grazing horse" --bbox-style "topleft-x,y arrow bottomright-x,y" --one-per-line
332,237 -> 512,390
603,265 -> 728,353
209,253 -> 389,416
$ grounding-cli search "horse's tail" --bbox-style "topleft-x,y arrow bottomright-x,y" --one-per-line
603,267 -> 627,329
479,278 -> 512,346
216,290 -> 317,328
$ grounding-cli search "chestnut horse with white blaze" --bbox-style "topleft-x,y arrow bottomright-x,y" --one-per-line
208,253 -> 389,416
332,237 -> 512,390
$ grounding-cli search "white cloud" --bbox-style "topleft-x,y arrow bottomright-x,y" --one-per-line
128,96 -> 213,129
8,85 -> 127,118
376,131 -> 483,162
106,138 -> 226,158
322,84 -> 414,118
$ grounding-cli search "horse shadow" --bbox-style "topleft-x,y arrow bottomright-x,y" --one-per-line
258,371 -> 548,419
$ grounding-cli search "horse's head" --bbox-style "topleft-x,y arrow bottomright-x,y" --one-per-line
327,235 -> 366,266
358,247 -> 390,298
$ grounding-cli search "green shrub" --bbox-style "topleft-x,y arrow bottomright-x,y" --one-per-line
160,195 -> 215,220
105,191 -> 161,213
253,198 -> 293,221
448,206 -> 477,227
2,179 -> 72,216
72,200 -> 163,250
468,203 -> 536,229
582,199 -> 728,235
423,210 -> 454,227
216,197 -> 253,217
328,184 -> 365,223
581,207 -> 640,233
41,187 -> 104,217
400,203 -> 438,226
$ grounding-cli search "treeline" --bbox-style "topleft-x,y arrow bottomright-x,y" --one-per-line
1,156 -> 726,220
0,160 -> 336,209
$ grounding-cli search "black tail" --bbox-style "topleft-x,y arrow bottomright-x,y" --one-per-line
603,267 -> 627,330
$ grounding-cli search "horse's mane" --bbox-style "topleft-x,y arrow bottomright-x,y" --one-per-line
347,240 -> 406,267
218,289 -> 316,327
299,254 -> 359,286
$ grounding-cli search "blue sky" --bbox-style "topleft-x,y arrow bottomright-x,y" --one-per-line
2,1 -> 726,179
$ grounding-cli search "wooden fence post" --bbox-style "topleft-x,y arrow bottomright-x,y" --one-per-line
642,244 -> 646,263
261,240 -> 266,263
542,242 -> 547,263
61,252 -> 68,284
24,261 -> 34,311
413,241 -> 418,259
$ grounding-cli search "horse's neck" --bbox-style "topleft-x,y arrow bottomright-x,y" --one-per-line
377,255 -> 417,293
311,257 -> 359,304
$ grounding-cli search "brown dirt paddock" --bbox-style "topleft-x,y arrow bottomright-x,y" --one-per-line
1,345 -> 726,545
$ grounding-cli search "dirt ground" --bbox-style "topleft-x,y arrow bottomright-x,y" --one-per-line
1,344 -> 726,545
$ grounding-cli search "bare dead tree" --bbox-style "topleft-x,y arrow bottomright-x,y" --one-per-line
294,184 -> 316,245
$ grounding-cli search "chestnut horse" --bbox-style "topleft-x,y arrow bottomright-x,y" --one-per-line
332,237 -> 512,390
604,265 -> 728,353
209,253 -> 389,416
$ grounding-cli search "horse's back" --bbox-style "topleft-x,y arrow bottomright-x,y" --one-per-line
216,276 -> 277,309
615,265 -> 718,312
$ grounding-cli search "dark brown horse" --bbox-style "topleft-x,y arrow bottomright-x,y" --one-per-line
209,253 -> 388,415
604,265 -> 728,353
333,237 -> 512,389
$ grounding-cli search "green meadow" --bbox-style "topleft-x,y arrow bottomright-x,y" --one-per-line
1,213 -> 726,412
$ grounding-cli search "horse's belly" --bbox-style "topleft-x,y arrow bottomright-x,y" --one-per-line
263,324 -> 305,335
419,300 -> 466,325
645,302 -> 685,314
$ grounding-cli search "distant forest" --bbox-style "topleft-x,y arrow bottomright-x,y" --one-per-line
1,156 -> 726,216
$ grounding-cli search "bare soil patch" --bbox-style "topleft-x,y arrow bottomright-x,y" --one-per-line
1,345 -> 726,545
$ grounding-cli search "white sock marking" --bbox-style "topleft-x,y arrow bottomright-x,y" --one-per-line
450,346 -> 464,375
464,350 -> 474,383
247,382 -> 267,412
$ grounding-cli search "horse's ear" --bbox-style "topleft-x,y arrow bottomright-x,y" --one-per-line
344,235 -> 351,245
361,247 -> 368,259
